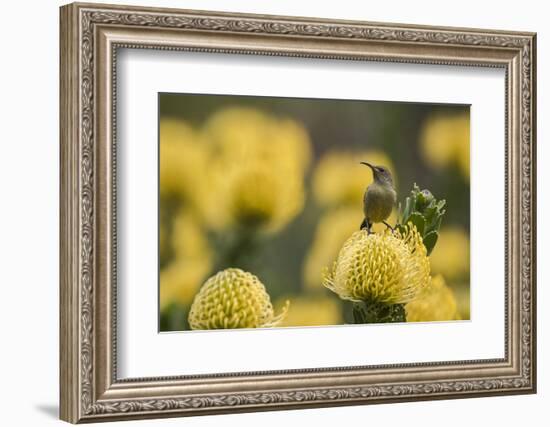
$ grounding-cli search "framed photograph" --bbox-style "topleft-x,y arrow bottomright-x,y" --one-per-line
60,2 -> 537,423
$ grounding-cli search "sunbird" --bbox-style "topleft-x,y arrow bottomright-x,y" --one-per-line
359,161 -> 397,232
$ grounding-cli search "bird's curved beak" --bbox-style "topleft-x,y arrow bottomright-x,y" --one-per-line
360,161 -> 374,170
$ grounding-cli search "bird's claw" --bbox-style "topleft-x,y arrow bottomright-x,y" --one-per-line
360,218 -> 373,234
382,221 -> 395,232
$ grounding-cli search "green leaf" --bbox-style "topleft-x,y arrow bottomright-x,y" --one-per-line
407,212 -> 426,235
423,203 -> 436,221
424,211 -> 438,233
410,192 -> 418,214
398,184 -> 446,254
402,197 -> 412,223
423,230 -> 439,255
432,215 -> 444,234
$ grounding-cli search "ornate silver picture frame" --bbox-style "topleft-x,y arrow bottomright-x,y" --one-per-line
60,2 -> 536,423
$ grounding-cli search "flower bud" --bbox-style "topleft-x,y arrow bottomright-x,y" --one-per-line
416,189 -> 434,212
188,268 -> 289,330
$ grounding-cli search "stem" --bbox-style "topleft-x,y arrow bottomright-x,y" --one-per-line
214,226 -> 259,272
352,300 -> 406,324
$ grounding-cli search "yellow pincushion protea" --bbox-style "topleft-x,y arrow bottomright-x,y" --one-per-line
197,107 -> 311,233
323,225 -> 430,304
303,207 -> 398,289
225,165 -> 304,230
228,168 -> 278,227
188,268 -> 289,330
406,275 -> 459,322
202,107 -> 311,173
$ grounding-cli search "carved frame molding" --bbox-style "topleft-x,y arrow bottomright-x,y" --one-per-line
60,2 -> 536,423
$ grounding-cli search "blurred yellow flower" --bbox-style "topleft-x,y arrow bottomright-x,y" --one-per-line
171,210 -> 212,262
159,260 -> 210,311
203,107 -> 311,173
224,164 -> 305,231
429,226 -> 470,280
271,118 -> 312,171
420,113 -> 470,178
159,219 -> 168,263
312,150 -> 396,208
227,167 -> 279,227
159,119 -> 208,204
406,275 -> 459,322
452,283 -> 471,320
159,211 -> 212,310
277,295 -> 342,327
323,225 -> 430,304
198,107 -> 311,233
303,207 -> 397,290
188,268 -> 289,330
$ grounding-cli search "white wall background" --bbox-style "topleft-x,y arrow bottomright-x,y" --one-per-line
0,0 -> 545,425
